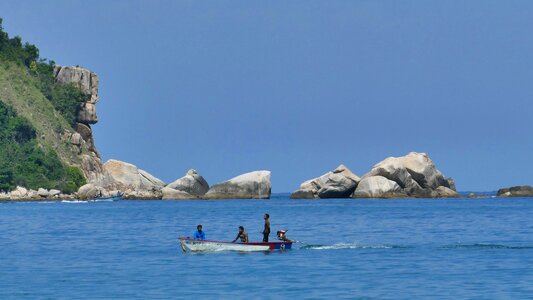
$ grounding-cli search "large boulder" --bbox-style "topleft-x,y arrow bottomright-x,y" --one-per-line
497,186 -> 533,197
81,154 -> 105,184
27,189 -> 39,199
435,186 -> 460,198
10,186 -> 28,199
101,159 -> 165,192
161,187 -> 197,200
77,103 -> 98,124
49,189 -> 61,197
37,188 -> 50,198
204,171 -> 271,199
352,176 -> 405,198
54,66 -> 99,124
54,66 -> 99,101
166,169 -> 209,196
361,152 -> 456,198
77,183 -> 101,199
75,123 -> 98,154
291,164 -> 360,199
290,189 -> 316,199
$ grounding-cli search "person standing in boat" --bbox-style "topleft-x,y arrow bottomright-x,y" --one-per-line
263,213 -> 270,242
232,226 -> 248,243
193,224 -> 206,240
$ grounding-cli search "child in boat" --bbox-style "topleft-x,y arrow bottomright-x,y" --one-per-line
232,226 -> 249,243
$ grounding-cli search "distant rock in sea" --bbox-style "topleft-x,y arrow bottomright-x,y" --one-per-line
162,169 -> 209,200
290,152 -> 459,199
290,164 -> 360,199
354,152 -> 459,198
204,171 -> 271,199
497,186 -> 533,197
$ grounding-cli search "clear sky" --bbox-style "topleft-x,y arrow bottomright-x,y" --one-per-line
1,1 -> 532,192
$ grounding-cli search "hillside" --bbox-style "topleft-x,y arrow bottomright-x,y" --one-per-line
0,18 -> 101,193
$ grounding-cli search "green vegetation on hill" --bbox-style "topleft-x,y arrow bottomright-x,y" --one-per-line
0,18 -> 88,193
0,101 -> 86,193
0,18 -> 86,126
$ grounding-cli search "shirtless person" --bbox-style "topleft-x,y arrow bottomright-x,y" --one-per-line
263,213 -> 270,242
232,226 -> 249,243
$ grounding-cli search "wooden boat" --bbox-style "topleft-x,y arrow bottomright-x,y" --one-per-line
178,237 -> 293,252
93,192 -> 123,202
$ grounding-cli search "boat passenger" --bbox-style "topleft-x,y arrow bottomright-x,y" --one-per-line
263,213 -> 270,242
232,226 -> 248,243
193,224 -> 206,240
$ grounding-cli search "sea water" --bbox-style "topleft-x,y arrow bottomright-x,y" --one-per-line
1,195 -> 532,299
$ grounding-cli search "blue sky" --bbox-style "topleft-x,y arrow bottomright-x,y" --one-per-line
1,1 -> 532,192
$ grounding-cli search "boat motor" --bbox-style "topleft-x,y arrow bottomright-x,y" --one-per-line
277,230 -> 290,241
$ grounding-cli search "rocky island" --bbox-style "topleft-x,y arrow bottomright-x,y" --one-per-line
497,186 -> 533,197
291,152 -> 459,199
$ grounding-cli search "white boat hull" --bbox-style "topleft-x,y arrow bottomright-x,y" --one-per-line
179,238 -> 271,252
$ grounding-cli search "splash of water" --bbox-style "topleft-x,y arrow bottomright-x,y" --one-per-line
300,243 -> 410,250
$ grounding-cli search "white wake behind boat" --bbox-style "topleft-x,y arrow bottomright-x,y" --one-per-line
178,237 -> 292,252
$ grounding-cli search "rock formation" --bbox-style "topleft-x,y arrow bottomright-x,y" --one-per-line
161,188 -> 197,200
54,66 -> 99,124
290,164 -> 360,199
352,176 -> 406,198
204,171 -> 271,199
77,183 -> 101,200
97,159 -> 165,199
497,186 -> 533,197
353,152 -> 459,198
162,169 -> 209,200
1,186 -> 68,201
54,65 -> 104,182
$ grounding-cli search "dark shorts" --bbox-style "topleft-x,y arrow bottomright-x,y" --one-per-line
263,232 -> 269,242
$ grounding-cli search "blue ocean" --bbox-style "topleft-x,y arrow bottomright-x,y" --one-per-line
1,195 -> 532,299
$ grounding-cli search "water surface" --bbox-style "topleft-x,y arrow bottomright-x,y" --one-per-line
1,195 -> 532,299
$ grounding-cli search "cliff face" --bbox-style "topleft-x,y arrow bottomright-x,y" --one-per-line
53,66 -> 104,183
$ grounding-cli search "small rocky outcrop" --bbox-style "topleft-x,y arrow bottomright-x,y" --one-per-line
354,152 -> 458,198
204,171 -> 271,199
497,186 -> 533,197
290,164 -> 360,199
1,186 -> 66,201
98,159 -> 165,199
162,169 -> 209,200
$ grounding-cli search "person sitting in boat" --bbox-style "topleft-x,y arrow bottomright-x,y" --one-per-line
277,230 -> 289,241
232,226 -> 249,243
193,224 -> 206,240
